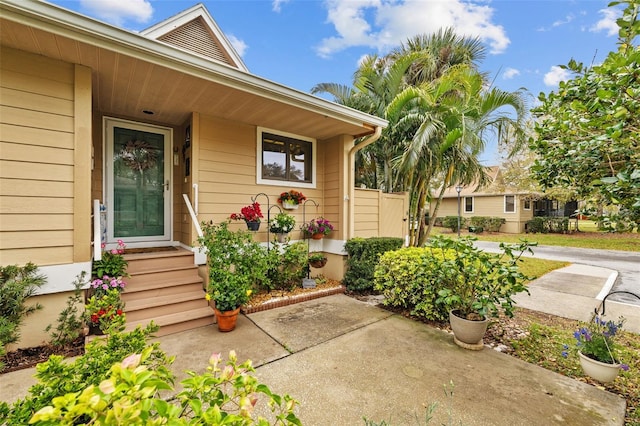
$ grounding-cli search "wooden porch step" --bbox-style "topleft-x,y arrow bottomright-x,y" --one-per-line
125,306 -> 215,337
117,248 -> 214,337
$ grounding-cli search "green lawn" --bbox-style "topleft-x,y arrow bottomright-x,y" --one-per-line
518,257 -> 569,282
432,225 -> 640,252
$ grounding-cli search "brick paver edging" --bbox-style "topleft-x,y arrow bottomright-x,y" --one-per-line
241,285 -> 346,314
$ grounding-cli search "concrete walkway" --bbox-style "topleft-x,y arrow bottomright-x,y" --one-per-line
2,266 -> 636,425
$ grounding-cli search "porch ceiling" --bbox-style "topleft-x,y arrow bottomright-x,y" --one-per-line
0,14 -> 381,140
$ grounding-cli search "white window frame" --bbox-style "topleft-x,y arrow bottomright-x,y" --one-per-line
256,126 -> 316,189
523,199 -> 531,210
464,196 -> 474,213
504,195 -> 516,213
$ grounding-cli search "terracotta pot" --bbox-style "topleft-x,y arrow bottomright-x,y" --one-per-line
311,233 -> 324,240
449,310 -> 488,348
214,307 -> 241,332
578,351 -> 621,383
245,221 -> 260,231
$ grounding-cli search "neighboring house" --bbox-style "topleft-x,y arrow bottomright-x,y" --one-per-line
0,1 -> 404,346
432,167 -> 535,234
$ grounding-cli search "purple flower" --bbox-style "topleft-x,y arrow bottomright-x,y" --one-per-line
620,364 -> 630,371
561,351 -> 568,358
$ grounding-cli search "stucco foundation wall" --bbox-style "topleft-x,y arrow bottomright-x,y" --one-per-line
9,291 -> 81,349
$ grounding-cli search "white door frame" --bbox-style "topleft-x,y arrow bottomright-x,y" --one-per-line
103,117 -> 173,246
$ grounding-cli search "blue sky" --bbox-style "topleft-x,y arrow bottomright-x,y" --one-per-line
47,0 -> 625,163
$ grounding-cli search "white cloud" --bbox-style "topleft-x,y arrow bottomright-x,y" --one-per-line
543,65 -> 570,87
272,0 -> 290,13
590,8 -> 620,36
502,67 -> 520,80
552,14 -> 574,28
79,0 -> 152,26
227,35 -> 248,57
316,0 -> 509,58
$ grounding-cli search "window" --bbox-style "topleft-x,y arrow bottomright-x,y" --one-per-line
523,199 -> 531,210
505,195 -> 516,213
257,127 -> 315,187
464,196 -> 474,213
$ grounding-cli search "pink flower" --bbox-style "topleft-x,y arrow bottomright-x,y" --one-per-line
111,249 -> 118,254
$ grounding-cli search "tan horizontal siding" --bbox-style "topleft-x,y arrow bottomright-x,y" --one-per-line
0,160 -> 73,181
0,48 -> 78,265
0,141 -> 73,165
0,179 -> 73,197
0,214 -> 73,231
0,123 -> 75,149
0,246 -> 74,266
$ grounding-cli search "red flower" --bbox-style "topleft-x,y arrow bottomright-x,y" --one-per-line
230,202 -> 263,222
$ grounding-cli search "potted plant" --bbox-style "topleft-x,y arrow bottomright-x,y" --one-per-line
83,288 -> 126,335
433,236 -> 534,349
199,221 -> 270,331
303,217 -> 334,240
562,315 -> 630,382
277,190 -> 306,209
91,240 -> 128,279
269,212 -> 296,242
230,202 -> 263,231
308,252 -> 328,269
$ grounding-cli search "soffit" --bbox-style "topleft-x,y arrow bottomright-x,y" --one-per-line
0,16 -> 381,140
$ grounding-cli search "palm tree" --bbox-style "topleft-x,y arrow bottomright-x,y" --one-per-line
387,65 -> 528,245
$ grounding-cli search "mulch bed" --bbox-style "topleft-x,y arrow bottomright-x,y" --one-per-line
1,336 -> 85,374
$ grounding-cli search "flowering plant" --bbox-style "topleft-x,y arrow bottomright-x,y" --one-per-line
89,275 -> 126,297
304,217 -> 334,236
92,240 -> 128,278
269,212 -> 296,233
230,202 -> 263,223
277,190 -> 306,205
83,288 -> 126,333
562,315 -> 629,370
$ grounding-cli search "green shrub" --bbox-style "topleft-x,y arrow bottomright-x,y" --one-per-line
526,216 -> 569,234
374,236 -> 534,321
343,237 -> 404,292
267,241 -> 309,291
1,324 -> 165,425
0,263 -> 46,364
373,247 -> 455,321
45,273 -> 86,347
26,349 -> 300,425
469,216 -> 505,232
442,216 -> 466,232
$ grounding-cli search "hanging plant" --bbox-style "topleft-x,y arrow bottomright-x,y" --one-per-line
119,140 -> 158,172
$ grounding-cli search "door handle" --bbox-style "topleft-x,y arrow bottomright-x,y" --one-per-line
165,180 -> 170,191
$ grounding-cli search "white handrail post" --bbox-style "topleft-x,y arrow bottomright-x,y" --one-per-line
183,194 -> 203,238
92,199 -> 102,261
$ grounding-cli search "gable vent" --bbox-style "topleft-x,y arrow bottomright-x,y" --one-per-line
158,17 -> 236,68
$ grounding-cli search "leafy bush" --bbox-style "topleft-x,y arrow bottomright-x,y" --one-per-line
1,324 -> 165,425
469,216 -> 505,232
26,349 -> 300,425
374,247 -> 452,320
45,273 -> 86,347
199,220 -> 271,311
442,216 -> 466,232
343,237 -> 404,292
0,263 -> 46,364
525,216 -> 569,234
267,241 -> 309,291
374,236 -> 535,321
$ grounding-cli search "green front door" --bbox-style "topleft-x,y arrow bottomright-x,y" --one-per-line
106,118 -> 171,243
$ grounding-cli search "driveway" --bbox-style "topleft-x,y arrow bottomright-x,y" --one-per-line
474,241 -> 640,306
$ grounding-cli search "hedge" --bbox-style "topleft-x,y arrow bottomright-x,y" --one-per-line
343,237 -> 404,292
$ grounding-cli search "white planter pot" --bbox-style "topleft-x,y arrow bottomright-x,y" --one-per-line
282,201 -> 299,210
578,351 -> 621,383
449,310 -> 488,349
